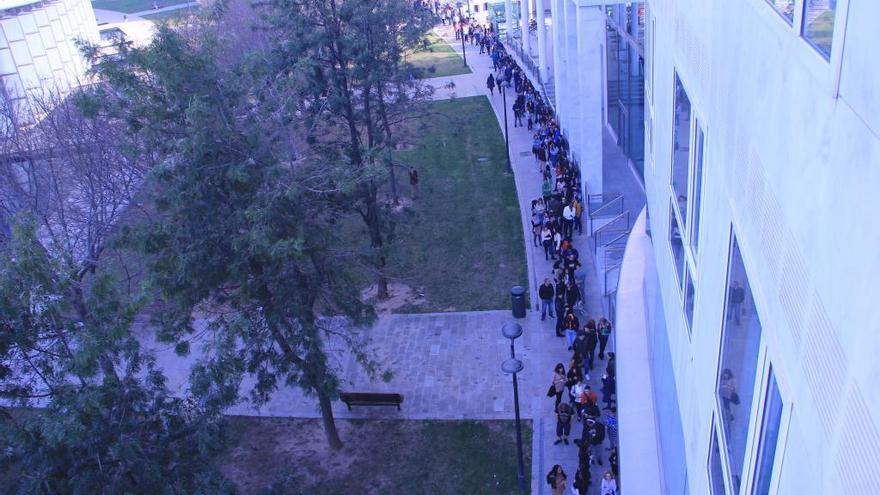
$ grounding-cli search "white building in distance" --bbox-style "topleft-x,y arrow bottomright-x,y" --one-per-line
0,0 -> 99,112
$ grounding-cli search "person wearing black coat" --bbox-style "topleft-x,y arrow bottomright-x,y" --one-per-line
583,321 -> 599,376
486,74 -> 496,95
554,295 -> 567,337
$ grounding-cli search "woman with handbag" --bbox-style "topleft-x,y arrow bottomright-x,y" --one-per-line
549,363 -> 567,409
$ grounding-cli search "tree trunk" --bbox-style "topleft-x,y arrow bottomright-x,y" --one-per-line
317,389 -> 343,450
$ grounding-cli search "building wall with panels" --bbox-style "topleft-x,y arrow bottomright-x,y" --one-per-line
643,0 -> 880,493
0,0 -> 98,110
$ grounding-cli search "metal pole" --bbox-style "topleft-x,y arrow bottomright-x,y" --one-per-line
461,26 -> 467,67
512,372 -> 526,493
502,85 -> 512,173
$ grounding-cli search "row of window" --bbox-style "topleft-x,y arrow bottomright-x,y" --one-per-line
663,71 -> 784,494
766,0 -> 838,60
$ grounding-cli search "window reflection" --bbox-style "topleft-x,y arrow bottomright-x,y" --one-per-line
709,426 -> 727,495
802,0 -> 836,59
672,74 -> 691,227
691,125 -> 705,256
717,234 -> 763,494
767,0 -> 795,23
753,368 -> 783,494
684,269 -> 695,332
669,201 -> 685,289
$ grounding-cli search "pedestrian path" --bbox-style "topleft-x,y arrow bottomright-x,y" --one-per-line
429,24 -> 614,495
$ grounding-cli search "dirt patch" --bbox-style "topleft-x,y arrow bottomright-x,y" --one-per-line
361,282 -> 426,314
394,142 -> 417,151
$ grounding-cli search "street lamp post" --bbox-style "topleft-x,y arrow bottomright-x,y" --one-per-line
461,26 -> 467,68
501,322 -> 526,493
500,84 -> 513,173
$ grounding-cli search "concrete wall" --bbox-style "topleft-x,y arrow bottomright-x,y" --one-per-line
644,0 -> 880,493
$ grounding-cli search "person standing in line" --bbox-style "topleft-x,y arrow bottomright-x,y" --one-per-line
486,73 -> 495,95
550,362 -> 567,409
573,194 -> 584,234
601,372 -> 616,409
573,462 -> 591,495
605,406 -> 618,448
600,471 -> 618,495
583,320 -> 599,379
408,167 -> 419,199
552,228 -> 563,260
546,465 -> 567,495
609,447 -> 619,477
563,310 -> 580,350
539,278 -> 555,320
554,401 -> 573,445
562,201 -> 575,239
541,225 -> 554,261
554,296 -> 567,338
598,317 -> 613,360
582,417 -> 605,466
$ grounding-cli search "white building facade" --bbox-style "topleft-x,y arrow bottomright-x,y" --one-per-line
638,0 -> 880,493
509,0 -> 880,493
0,0 -> 98,109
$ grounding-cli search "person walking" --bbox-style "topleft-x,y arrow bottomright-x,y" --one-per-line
486,73 -> 495,95
598,317 -> 613,359
554,401 -> 573,445
408,167 -> 419,199
539,278 -> 555,320
550,363 -> 567,409
600,471 -> 618,495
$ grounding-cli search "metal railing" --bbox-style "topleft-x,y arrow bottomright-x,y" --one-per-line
589,193 -> 624,218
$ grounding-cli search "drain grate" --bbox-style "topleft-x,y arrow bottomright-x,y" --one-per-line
519,151 -> 531,157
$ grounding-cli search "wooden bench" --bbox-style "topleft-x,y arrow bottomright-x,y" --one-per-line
339,392 -> 404,411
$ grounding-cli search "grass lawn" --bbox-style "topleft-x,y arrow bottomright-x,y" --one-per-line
219,417 -> 532,494
405,30 -> 471,79
91,0 -> 190,14
378,96 -> 527,312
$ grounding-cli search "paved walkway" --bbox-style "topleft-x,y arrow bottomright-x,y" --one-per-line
425,25 -> 613,494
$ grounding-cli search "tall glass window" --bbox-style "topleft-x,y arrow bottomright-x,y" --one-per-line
671,74 -> 691,225
669,201 -> 685,290
766,0 -> 795,23
717,233 -> 763,494
605,8 -> 646,182
802,0 -> 836,59
690,124 -> 705,256
709,425 -> 727,495
753,368 -> 784,494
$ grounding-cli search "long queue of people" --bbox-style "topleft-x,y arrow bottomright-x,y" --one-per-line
468,18 -> 622,495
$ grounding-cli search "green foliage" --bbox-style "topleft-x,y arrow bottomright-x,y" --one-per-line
0,218 -> 232,493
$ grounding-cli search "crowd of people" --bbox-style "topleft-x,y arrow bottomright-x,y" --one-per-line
428,3 -> 623,493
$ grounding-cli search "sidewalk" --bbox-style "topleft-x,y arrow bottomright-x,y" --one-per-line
429,25 -> 613,495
